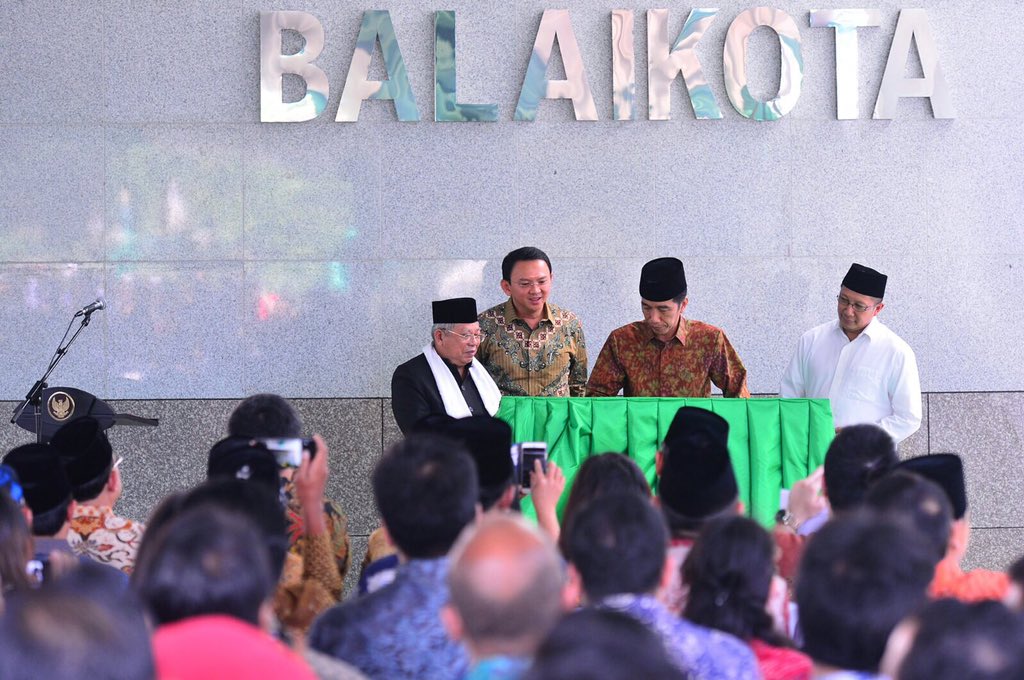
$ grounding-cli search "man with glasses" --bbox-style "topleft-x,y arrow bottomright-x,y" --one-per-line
477,247 -> 588,397
780,263 -> 921,443
391,297 -> 502,434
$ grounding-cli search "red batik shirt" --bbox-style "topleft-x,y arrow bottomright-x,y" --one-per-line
586,319 -> 750,398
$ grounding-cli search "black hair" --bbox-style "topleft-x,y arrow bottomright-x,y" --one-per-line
558,452 -> 650,556
0,562 -> 154,680
372,434 -> 479,558
565,493 -> 667,600
683,516 -> 786,646
1008,554 -> 1024,589
898,599 -> 1024,680
178,479 -> 289,581
501,247 -> 552,282
479,476 -> 515,512
523,609 -> 685,680
72,464 -> 114,503
132,491 -> 188,577
660,500 -> 737,538
795,511 -> 935,672
823,424 -> 898,512
672,291 -> 687,304
864,470 -> 952,563
132,505 -> 275,627
228,393 -> 302,438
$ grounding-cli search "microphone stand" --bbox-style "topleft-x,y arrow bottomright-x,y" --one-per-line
11,309 -> 99,442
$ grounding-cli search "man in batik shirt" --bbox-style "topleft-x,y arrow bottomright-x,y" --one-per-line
50,417 -> 145,574
310,435 -> 477,679
477,247 -> 587,397
587,257 -> 749,398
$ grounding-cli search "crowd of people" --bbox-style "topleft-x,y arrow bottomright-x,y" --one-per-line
1,394 -> 1023,680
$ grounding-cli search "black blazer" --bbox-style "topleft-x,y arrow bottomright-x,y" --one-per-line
391,354 -> 493,434
391,354 -> 449,434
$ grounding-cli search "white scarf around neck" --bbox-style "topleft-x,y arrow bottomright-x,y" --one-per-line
422,344 -> 501,419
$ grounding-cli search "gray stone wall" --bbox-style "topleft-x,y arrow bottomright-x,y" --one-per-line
1,2 -> 1022,401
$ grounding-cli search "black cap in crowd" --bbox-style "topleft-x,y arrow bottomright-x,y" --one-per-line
50,417 -> 114,500
897,453 -> 967,519
3,443 -> 73,516
658,436 -> 738,518
413,414 -> 515,487
207,436 -> 281,493
663,406 -> 729,452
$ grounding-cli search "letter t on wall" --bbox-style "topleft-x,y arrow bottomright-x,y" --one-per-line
809,9 -> 881,120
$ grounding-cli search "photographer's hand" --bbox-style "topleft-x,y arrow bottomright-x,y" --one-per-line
531,459 -> 565,542
787,465 -> 828,530
295,434 -> 329,536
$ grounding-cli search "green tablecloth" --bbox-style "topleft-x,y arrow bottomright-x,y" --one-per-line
496,397 -> 835,526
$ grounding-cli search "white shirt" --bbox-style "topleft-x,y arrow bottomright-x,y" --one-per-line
779,318 -> 922,443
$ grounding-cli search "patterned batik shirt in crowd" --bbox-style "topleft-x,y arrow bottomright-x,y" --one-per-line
67,505 -> 145,574
309,557 -> 469,680
283,478 -> 351,582
477,301 -> 588,397
596,594 -> 760,680
586,319 -> 749,398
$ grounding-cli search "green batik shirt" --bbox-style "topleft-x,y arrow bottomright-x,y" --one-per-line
477,300 -> 588,397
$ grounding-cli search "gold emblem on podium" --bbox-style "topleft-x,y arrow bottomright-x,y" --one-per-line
47,392 -> 75,421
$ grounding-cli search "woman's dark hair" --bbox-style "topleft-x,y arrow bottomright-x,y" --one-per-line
682,515 -> 786,646
558,452 -> 650,556
0,488 -> 32,592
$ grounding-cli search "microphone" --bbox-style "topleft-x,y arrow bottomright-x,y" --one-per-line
75,299 -> 106,317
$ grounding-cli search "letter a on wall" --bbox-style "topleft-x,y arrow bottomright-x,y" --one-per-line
873,9 -> 954,119
337,10 -> 420,122
515,10 -> 598,121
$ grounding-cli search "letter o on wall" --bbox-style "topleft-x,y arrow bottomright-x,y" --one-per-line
723,8 -> 805,121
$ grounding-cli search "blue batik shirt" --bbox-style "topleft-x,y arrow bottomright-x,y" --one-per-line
596,593 -> 760,680
309,556 -> 469,680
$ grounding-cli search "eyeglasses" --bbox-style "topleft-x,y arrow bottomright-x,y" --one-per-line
113,456 -> 124,471
443,329 -> 483,343
837,295 -> 878,313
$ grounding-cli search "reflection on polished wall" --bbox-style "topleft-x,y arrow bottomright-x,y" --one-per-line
0,2 -> 1022,402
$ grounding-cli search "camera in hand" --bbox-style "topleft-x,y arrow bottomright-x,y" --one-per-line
260,438 -> 316,468
512,442 -> 548,489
